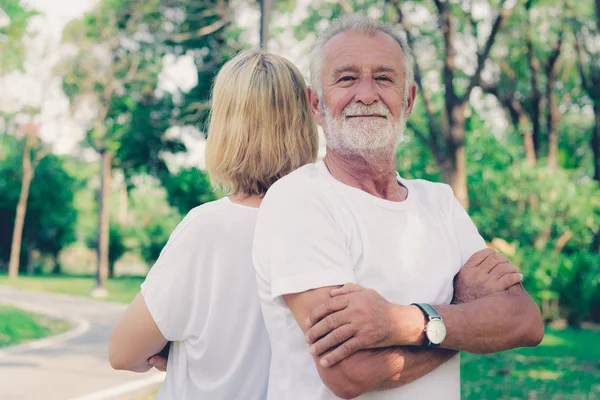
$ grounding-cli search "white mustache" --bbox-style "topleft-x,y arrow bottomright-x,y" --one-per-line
342,103 -> 391,118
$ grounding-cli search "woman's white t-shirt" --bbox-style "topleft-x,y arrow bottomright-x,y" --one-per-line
141,197 -> 270,400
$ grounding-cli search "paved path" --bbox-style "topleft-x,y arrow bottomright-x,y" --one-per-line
0,286 -> 164,400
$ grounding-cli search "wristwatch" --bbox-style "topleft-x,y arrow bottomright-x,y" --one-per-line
411,303 -> 447,347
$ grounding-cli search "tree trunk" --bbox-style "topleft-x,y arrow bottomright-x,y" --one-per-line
52,253 -> 62,275
447,106 -> 469,209
521,114 -> 537,166
7,133 -> 36,280
108,261 -> 116,280
95,150 -> 112,289
593,105 -> 600,183
526,2 -> 542,159
26,243 -> 34,276
546,77 -> 560,168
591,106 -> 600,253
119,182 -> 128,225
259,0 -> 273,49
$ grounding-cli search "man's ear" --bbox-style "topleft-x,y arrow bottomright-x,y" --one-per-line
307,86 -> 324,126
404,83 -> 417,119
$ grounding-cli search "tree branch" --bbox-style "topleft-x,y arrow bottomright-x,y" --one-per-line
166,19 -> 228,44
407,120 -> 433,149
433,0 -> 459,107
574,31 -> 592,94
388,0 -> 440,151
462,0 -> 512,103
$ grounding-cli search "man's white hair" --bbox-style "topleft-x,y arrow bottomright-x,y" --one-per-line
309,12 -> 415,100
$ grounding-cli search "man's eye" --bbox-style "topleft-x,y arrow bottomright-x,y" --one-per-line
376,76 -> 392,82
339,76 -> 356,82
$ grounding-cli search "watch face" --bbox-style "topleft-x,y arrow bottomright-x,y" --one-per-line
426,319 -> 447,344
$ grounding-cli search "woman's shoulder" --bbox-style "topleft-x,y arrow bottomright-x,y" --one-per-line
166,198 -> 251,248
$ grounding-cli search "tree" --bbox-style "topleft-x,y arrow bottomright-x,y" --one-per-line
390,0 -> 515,208
480,0 -> 568,167
1,0 -> 41,278
573,0 -> 600,184
0,135 -> 78,273
7,121 -> 48,277
61,0 -> 185,291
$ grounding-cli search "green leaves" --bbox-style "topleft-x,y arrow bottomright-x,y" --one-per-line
0,0 -> 38,73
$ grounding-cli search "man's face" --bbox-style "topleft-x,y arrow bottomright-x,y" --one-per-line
310,31 -> 415,161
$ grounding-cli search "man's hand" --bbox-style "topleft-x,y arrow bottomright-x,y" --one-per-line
148,355 -> 167,371
305,283 -> 423,367
453,248 -> 523,304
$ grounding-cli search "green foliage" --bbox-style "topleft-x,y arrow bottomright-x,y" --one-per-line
161,167 -> 218,216
0,0 -> 38,73
0,135 -> 78,269
468,127 -> 600,253
61,0 -> 186,176
125,176 -> 181,266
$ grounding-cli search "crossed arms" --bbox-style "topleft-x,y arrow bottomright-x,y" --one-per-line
284,248 -> 544,399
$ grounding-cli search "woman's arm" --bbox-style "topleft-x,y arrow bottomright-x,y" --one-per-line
109,293 -> 168,372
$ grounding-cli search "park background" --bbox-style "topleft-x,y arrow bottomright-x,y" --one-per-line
0,0 -> 599,399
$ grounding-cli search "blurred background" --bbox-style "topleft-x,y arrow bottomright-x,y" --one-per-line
0,0 -> 598,399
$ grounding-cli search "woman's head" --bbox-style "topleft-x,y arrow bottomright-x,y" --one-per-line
205,49 -> 319,196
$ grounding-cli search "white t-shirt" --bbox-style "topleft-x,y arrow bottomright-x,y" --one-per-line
141,197 -> 271,400
253,161 -> 486,400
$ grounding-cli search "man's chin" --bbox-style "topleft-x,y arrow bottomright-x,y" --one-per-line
332,144 -> 397,162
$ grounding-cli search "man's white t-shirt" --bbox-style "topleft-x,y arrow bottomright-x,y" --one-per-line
253,161 -> 486,400
141,197 -> 271,400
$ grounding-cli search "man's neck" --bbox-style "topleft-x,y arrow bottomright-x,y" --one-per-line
323,149 -> 408,202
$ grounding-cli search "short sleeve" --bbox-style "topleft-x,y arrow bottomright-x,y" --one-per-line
253,181 -> 355,300
449,192 -> 487,266
140,217 -> 204,341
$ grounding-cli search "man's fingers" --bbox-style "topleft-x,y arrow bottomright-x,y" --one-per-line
148,356 -> 167,372
478,253 -> 509,274
497,272 -> 523,290
462,248 -> 497,269
306,309 -> 349,343
308,323 -> 355,356
319,337 -> 363,368
330,283 -> 364,297
488,261 -> 518,277
307,295 -> 349,327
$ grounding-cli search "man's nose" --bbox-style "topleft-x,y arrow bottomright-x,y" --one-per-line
354,77 -> 378,105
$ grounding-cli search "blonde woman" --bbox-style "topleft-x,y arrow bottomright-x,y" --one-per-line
109,49 -> 318,399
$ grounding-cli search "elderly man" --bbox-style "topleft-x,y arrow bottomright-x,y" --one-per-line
252,13 -> 543,400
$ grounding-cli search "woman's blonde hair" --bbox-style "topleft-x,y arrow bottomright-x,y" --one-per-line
205,49 -> 319,196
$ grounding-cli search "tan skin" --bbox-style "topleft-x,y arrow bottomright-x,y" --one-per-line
109,194 -> 263,373
283,31 -> 543,399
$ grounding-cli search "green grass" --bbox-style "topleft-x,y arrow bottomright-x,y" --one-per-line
0,305 -> 70,348
0,274 -> 144,304
461,326 -> 600,399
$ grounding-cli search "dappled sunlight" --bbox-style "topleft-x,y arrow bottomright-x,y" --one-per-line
539,332 -> 569,347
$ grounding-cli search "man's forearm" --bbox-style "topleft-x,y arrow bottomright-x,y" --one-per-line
435,289 -> 544,354
317,346 -> 456,398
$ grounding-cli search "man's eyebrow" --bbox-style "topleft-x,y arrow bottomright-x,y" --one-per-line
373,66 -> 397,74
332,66 -> 360,76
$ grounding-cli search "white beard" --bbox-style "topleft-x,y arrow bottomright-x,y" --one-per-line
322,102 -> 407,162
